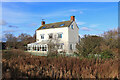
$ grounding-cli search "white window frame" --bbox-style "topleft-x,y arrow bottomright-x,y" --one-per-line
70,44 -> 72,50
48,33 -> 53,39
40,34 -> 44,39
58,33 -> 63,38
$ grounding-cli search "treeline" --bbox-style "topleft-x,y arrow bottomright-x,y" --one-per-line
2,33 -> 36,50
76,29 -> 118,58
2,29 -> 118,58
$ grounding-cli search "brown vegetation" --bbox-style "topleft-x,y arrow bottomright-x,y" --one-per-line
2,50 -> 119,79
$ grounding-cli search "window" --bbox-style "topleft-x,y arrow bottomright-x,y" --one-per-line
41,26 -> 46,29
71,25 -> 73,29
44,45 -> 47,51
59,24 -> 65,26
70,44 -> 72,50
49,33 -> 53,39
59,44 -> 63,49
28,47 -> 30,50
58,43 -> 64,49
41,46 -> 47,51
42,47 -> 44,51
40,46 -> 41,50
37,47 -> 40,51
40,34 -> 44,39
51,25 -> 54,28
58,33 -> 62,38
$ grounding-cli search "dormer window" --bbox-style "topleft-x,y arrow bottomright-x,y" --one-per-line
40,34 -> 44,39
59,24 -> 65,27
51,25 -> 54,28
41,26 -> 46,29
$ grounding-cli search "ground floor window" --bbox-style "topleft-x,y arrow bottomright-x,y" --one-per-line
28,47 -> 30,50
37,47 -> 40,51
58,43 -> 64,49
70,44 -> 72,50
27,45 -> 48,51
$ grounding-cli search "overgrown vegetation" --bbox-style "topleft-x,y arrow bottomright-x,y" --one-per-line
76,29 -> 118,59
2,50 -> 119,79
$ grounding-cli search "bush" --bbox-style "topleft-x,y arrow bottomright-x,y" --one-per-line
76,35 -> 104,57
100,50 -> 114,59
47,51 -> 58,57
2,49 -> 31,60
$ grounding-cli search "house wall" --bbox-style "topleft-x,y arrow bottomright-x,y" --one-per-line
36,27 -> 69,52
68,21 -> 79,52
36,21 -> 79,53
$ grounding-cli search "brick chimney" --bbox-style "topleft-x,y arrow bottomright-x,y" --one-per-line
71,16 -> 75,21
41,21 -> 45,25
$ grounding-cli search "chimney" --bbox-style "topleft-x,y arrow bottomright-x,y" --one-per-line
71,16 -> 75,21
41,21 -> 45,25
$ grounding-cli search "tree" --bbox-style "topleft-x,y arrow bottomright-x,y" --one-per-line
102,29 -> 118,58
18,33 -> 34,50
47,34 -> 61,57
76,35 -> 104,57
5,33 -> 17,49
102,29 -> 118,49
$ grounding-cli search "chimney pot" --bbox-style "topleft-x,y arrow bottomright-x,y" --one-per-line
71,16 -> 75,21
41,21 -> 45,25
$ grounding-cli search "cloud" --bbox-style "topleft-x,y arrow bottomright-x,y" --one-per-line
70,9 -> 83,14
81,27 -> 91,31
80,11 -> 83,14
62,20 -> 65,21
3,30 -> 17,33
0,35 -> 6,42
8,25 -> 18,28
30,23 -> 38,26
89,24 -> 100,27
2,7 -> 71,24
77,21 -> 86,25
69,9 -> 78,12
0,20 -> 7,26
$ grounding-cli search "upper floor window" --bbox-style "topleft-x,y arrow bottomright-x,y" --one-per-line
49,33 -> 53,39
40,34 -> 44,39
71,25 -> 73,29
58,33 -> 62,38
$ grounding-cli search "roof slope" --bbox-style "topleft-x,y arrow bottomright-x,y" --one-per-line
37,20 -> 73,30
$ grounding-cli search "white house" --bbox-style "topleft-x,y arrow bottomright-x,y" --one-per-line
27,16 -> 80,53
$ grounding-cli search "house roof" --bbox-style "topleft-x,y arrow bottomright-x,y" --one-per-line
37,20 -> 73,30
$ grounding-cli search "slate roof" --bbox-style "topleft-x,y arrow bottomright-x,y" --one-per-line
37,20 -> 73,30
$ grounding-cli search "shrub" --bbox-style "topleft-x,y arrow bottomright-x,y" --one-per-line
2,49 -> 31,60
100,50 -> 114,59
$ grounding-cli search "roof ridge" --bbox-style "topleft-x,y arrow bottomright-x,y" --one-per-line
44,20 -> 71,25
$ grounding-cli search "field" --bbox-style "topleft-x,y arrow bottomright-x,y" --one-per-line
2,49 -> 119,79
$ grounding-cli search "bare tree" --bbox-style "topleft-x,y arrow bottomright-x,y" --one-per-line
5,33 -> 17,49
47,34 -> 61,56
18,33 -> 35,50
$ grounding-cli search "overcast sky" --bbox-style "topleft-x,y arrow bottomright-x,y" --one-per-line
1,2 -> 118,41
